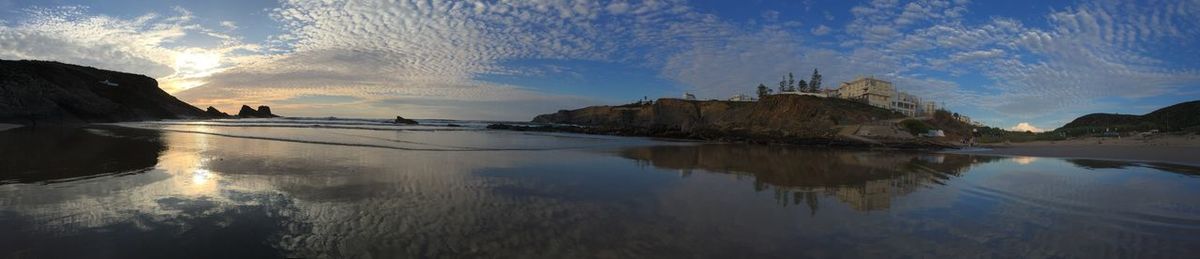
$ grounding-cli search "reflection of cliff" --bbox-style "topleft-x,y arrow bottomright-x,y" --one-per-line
0,126 -> 165,183
619,144 -> 1001,211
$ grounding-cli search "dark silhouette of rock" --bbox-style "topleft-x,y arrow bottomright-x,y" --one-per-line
0,59 -> 215,124
525,95 -> 955,149
531,95 -> 900,139
237,105 -> 279,118
257,106 -> 276,117
205,106 -> 232,118
394,116 -> 419,125
237,105 -> 259,117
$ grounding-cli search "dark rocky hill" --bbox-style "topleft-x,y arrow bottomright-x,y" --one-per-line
1058,100 -> 1200,132
531,95 -> 906,143
0,60 -> 212,124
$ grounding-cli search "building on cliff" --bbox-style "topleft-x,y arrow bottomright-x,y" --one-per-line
892,92 -> 920,117
728,94 -> 754,102
837,77 -> 896,109
836,76 -> 945,118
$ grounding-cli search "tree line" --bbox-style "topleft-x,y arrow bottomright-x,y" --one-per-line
757,69 -> 823,98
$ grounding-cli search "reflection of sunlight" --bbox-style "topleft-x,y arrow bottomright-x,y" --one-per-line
1013,156 -> 1038,165
156,132 -> 223,197
192,169 -> 212,185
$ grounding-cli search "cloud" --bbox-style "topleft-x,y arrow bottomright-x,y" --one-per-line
4,0 -> 1198,124
0,6 -> 258,92
837,0 -> 1200,128
811,24 -> 831,35
1009,122 -> 1044,132
178,0 -> 750,119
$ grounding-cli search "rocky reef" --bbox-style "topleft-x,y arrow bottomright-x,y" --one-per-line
0,59 -> 215,124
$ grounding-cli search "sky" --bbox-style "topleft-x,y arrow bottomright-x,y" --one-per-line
1,0 -> 1198,130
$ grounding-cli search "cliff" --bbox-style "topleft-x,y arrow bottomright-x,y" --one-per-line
0,60 -> 211,124
1058,100 -> 1200,132
531,95 -> 915,144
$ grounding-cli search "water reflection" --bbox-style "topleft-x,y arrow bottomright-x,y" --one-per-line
617,145 -> 1004,212
2,125 -> 1200,258
0,126 -> 164,183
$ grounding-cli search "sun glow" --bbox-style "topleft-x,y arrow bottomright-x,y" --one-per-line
163,49 -> 224,92
174,50 -> 222,78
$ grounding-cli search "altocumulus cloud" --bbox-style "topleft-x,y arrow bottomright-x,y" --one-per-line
1,0 -> 1199,125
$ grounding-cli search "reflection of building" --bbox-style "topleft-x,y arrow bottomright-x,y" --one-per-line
835,179 -> 893,210
619,145 -> 1004,214
837,77 -> 895,109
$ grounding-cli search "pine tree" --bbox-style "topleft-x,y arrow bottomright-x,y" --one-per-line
809,68 -> 823,92
779,76 -> 788,93
757,84 -> 770,98
797,79 -> 808,93
787,73 -> 796,92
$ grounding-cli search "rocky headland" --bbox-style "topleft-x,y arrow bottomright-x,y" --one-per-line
0,59 -> 283,125
516,95 -> 965,149
0,60 -> 214,124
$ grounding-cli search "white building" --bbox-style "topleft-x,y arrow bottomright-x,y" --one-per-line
729,94 -> 754,102
891,92 -> 920,117
777,91 -> 828,98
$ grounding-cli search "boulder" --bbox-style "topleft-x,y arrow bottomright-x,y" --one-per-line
237,105 -> 259,118
257,106 -> 278,117
395,116 -> 419,125
205,106 -> 232,118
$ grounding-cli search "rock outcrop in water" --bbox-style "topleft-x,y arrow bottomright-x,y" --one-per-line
0,59 -> 212,124
205,106 -> 233,118
394,116 -> 419,125
237,105 -> 279,118
527,95 -> 951,147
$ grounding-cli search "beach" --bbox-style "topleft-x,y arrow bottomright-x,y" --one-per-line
958,134 -> 1200,167
2,120 -> 1200,258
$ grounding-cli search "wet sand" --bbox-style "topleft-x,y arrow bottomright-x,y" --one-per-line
959,135 -> 1200,167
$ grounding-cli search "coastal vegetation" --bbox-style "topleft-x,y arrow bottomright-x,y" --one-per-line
1054,100 -> 1200,136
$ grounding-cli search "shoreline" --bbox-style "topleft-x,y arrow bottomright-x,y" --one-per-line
487,123 -> 959,150
952,135 -> 1200,167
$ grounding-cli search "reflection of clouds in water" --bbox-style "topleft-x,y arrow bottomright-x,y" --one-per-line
4,126 -> 1200,258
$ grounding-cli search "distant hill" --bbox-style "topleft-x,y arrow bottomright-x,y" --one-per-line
1057,100 -> 1200,133
0,59 -> 213,124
